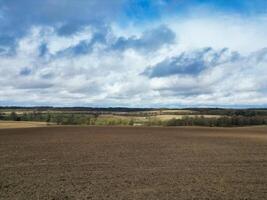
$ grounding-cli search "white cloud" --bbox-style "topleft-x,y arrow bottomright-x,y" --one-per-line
1,13 -> 267,107
167,15 -> 267,54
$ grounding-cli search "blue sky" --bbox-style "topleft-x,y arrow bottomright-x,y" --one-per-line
0,0 -> 267,107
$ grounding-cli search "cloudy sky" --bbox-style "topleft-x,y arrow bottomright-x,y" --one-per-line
0,0 -> 267,107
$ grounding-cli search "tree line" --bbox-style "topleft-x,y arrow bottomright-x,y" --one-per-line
165,116 -> 267,127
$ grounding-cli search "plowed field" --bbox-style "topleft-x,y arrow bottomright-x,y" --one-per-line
0,126 -> 267,199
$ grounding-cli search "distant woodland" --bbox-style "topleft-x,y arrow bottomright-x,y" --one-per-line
0,107 -> 267,127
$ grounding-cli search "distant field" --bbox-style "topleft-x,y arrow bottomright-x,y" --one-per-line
98,114 -> 222,122
140,109 -> 198,114
99,114 -> 147,120
0,126 -> 266,199
155,114 -> 222,120
0,121 -> 48,129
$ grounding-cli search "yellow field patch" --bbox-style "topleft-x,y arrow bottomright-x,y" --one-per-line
0,121 -> 48,129
155,115 -> 221,120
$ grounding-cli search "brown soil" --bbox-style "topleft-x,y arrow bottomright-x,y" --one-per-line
0,126 -> 267,200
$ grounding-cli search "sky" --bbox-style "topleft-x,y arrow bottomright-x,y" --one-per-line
0,0 -> 267,107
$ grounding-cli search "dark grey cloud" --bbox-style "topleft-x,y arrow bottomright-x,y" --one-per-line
68,40 -> 93,55
249,47 -> 267,62
112,25 -> 175,51
15,81 -> 53,90
58,24 -> 175,56
143,48 -> 240,78
58,26 -> 109,56
41,73 -> 54,80
57,22 -> 85,36
39,43 -> 48,57
19,67 -> 32,76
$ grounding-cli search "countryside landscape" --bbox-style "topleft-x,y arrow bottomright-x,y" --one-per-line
1,107 -> 267,199
1,0 -> 267,199
1,107 -> 267,127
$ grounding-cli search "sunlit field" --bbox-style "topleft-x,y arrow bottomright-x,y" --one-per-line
0,121 -> 48,129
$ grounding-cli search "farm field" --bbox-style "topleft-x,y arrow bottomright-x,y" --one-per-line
154,114 -> 222,120
0,121 -> 48,129
0,126 -> 267,199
